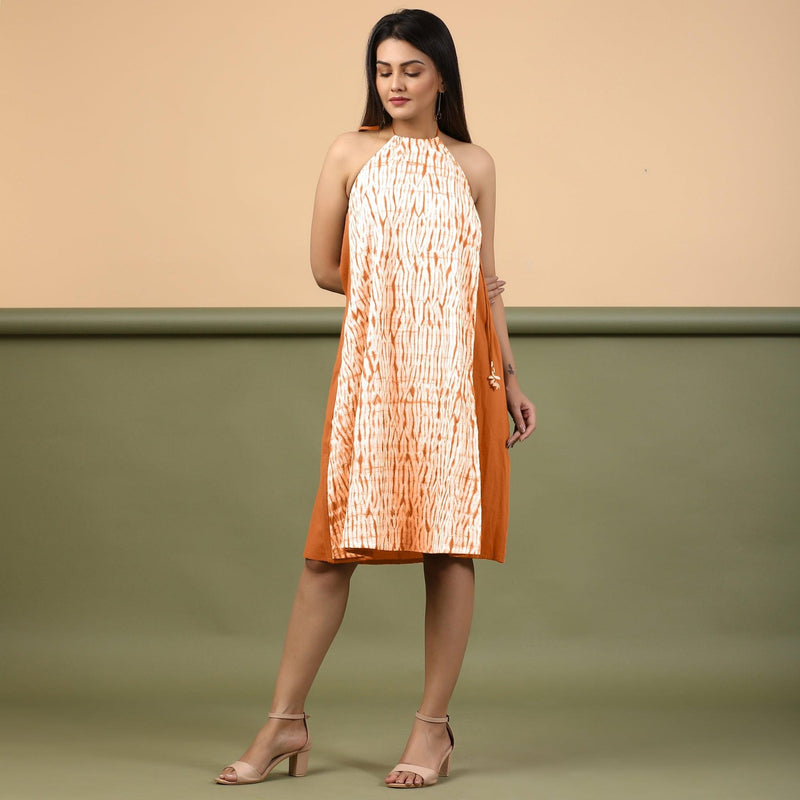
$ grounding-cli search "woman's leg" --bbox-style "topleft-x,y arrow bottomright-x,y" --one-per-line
385,554 -> 475,787
217,557 -> 357,782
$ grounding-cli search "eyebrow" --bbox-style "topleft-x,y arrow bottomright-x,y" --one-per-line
375,59 -> 426,67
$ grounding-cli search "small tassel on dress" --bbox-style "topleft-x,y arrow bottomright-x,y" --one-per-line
487,361 -> 500,391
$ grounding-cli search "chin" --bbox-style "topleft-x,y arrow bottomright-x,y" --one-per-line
385,108 -> 412,122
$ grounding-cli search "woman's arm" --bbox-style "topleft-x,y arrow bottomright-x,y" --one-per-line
473,150 -> 536,448
309,135 -> 354,294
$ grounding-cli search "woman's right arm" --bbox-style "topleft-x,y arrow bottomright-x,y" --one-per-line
310,135 -> 354,294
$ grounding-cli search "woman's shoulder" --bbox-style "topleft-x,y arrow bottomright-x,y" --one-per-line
444,137 -> 495,175
325,128 -> 390,163
441,137 -> 495,200
322,128 -> 393,197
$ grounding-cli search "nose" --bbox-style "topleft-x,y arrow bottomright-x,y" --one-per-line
390,70 -> 405,93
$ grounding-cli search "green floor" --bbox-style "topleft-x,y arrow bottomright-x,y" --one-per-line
3,698 -> 798,799
3,636 -> 798,799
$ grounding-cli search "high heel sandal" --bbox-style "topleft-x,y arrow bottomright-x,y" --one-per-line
386,711 -> 455,789
215,712 -> 311,785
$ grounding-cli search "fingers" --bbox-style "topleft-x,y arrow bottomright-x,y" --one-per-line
518,403 -> 536,442
485,275 -> 506,304
506,406 -> 526,448
506,403 -> 536,448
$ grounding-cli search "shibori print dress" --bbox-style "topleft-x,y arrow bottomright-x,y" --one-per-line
304,128 -> 510,564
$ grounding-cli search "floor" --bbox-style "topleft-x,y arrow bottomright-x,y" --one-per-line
3,695 -> 798,800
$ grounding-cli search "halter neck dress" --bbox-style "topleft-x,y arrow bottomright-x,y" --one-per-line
304,128 -> 510,564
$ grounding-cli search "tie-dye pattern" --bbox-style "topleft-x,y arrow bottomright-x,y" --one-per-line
327,134 -> 483,559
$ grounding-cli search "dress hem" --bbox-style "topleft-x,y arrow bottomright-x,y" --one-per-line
301,547 -> 505,565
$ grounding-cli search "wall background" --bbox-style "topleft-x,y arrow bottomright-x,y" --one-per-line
2,321 -> 799,798
2,0 -> 799,308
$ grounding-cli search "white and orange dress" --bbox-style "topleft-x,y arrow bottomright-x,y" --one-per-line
304,128 -> 510,564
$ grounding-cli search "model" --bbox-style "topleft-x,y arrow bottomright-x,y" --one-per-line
216,8 -> 536,789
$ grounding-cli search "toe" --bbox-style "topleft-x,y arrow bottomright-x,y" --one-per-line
401,771 -> 420,786
386,768 -> 426,787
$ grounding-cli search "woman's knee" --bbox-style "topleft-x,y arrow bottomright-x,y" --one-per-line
423,554 -> 473,565
304,558 -> 357,579
423,554 -> 474,576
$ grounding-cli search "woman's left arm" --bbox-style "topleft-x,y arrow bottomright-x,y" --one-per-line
473,149 -> 536,448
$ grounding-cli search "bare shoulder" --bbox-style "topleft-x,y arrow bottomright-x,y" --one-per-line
324,129 -> 388,164
321,130 -> 391,197
322,129 -> 393,196
320,130 -> 361,164
441,137 -> 495,200
448,140 -> 494,171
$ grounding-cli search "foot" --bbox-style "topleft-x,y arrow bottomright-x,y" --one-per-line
385,715 -> 452,787
216,716 -> 308,784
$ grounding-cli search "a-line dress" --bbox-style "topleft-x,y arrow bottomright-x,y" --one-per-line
304,127 -> 510,564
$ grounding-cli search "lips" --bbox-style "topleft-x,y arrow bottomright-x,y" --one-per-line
389,98 -> 410,105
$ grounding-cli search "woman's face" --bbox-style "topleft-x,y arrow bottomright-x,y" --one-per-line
375,38 -> 443,126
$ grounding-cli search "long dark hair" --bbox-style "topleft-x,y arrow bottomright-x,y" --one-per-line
360,9 -> 471,143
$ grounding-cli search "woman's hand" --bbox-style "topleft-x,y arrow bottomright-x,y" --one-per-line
485,275 -> 506,304
505,384 -> 536,449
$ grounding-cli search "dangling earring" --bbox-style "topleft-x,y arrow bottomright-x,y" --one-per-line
435,91 -> 443,120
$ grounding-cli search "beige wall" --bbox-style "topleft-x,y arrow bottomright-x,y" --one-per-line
1,0 -> 798,308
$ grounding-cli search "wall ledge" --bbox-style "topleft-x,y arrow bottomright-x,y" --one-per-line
1,307 -> 798,336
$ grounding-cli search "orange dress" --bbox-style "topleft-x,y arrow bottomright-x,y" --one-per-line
304,130 -> 510,564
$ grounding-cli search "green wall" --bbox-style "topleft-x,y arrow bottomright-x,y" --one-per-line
1,309 -> 799,709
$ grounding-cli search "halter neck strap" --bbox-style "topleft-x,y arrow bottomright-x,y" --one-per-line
390,121 -> 440,139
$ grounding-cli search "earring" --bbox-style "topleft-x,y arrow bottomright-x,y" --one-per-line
435,91 -> 443,120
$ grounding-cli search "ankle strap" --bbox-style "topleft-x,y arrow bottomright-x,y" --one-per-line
415,711 -> 449,724
268,712 -> 309,720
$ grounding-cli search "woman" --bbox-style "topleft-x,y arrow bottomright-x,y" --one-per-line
216,8 -> 535,789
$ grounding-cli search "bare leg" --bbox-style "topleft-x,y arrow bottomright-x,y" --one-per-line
385,555 -> 475,787
217,557 -> 357,783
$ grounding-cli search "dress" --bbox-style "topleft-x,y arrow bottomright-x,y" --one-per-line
304,128 -> 510,564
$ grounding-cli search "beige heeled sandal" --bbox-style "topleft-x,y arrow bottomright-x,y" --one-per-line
386,711 -> 455,789
215,712 -> 311,785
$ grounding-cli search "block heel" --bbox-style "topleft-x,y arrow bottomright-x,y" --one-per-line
438,752 -> 451,778
288,748 -> 309,777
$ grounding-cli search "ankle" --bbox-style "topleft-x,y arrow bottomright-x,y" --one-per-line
416,709 -> 449,723
268,709 -> 308,720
